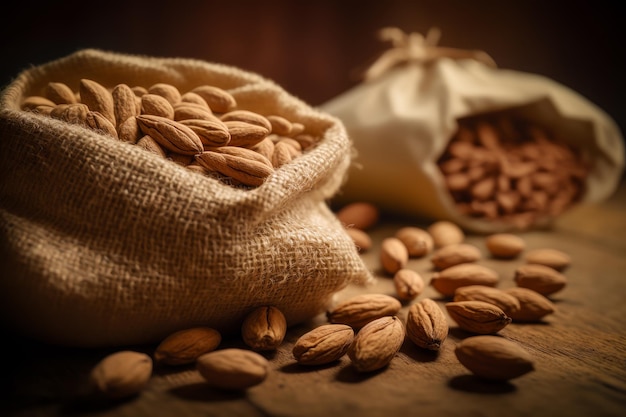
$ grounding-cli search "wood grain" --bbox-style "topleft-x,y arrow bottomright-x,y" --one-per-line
2,184 -> 625,417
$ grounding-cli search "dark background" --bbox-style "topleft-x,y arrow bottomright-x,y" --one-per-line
1,0 -> 624,138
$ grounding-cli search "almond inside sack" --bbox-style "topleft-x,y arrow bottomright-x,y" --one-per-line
0,49 -> 373,348
322,28 -> 624,233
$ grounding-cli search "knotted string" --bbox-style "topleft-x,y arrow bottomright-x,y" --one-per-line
363,27 -> 497,81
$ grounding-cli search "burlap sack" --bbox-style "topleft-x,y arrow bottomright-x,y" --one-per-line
0,49 -> 372,348
322,28 -> 625,233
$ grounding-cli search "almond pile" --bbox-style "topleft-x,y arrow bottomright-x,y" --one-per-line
437,111 -> 590,229
21,80 -> 319,188
335,201 -> 569,380
87,204 -> 570,398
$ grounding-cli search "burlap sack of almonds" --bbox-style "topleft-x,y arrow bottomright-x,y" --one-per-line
0,48 -> 373,348
322,28 -> 625,233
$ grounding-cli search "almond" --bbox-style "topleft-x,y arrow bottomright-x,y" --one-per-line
136,115 -> 203,155
446,300 -> 511,334
345,227 -> 372,252
117,116 -> 141,143
59,103 -> 89,125
220,110 -> 272,131
211,145 -> 273,167
430,264 -> 499,297
405,298 -> 448,350
503,287 -> 556,322
89,351 -> 152,399
292,324 -> 354,365
524,248 -> 571,271
147,83 -> 181,105
271,140 -> 294,168
393,268 -> 425,301
195,150 -> 274,187
485,233 -> 526,259
112,83 -> 139,127
223,120 -> 270,147
22,95 -> 56,110
85,111 -> 118,139
179,118 -> 230,147
514,264 -> 567,296
335,202 -> 380,231
250,137 -> 275,161
173,103 -> 216,122
327,293 -> 402,328
196,348 -> 269,390
136,135 -> 167,157
453,285 -> 521,317
455,335 -> 534,380
191,85 -> 237,113
45,82 -> 77,104
347,316 -> 405,372
290,122 -> 305,136
430,243 -> 482,270
266,114 -> 293,135
79,78 -> 116,125
427,221 -> 465,248
131,85 -> 148,97
154,327 -> 222,365
141,93 -> 175,119
168,153 -> 194,166
293,133 -> 317,150
380,237 -> 409,275
180,91 -> 210,108
32,105 -> 54,115
241,306 -> 287,351
395,226 -> 433,257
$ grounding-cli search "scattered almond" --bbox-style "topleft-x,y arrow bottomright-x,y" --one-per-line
89,351 -> 152,399
431,243 -> 481,270
453,285 -> 521,317
335,202 -> 380,230
241,306 -> 287,351
485,233 -> 526,259
345,227 -> 372,252
380,237 -> 409,274
347,316 -> 405,372
503,287 -> 557,322
292,324 -> 355,365
327,293 -> 402,328
427,221 -> 465,248
405,298 -> 448,350
393,268 -> 425,301
455,335 -> 534,380
445,300 -> 512,334
395,226 -> 433,257
514,264 -> 567,296
196,348 -> 269,390
430,264 -> 499,297
524,248 -> 571,271
154,327 -> 222,365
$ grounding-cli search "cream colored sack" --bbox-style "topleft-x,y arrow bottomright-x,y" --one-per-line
322,28 -> 624,233
0,49 -> 372,348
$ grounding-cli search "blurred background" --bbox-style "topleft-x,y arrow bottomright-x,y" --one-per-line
1,0 -> 623,141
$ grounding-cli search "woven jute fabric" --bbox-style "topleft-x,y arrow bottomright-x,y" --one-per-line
0,49 -> 372,348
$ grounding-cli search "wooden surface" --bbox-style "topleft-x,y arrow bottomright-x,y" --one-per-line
2,182 -> 626,417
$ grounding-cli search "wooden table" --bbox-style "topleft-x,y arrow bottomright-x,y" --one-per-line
3,181 -> 626,417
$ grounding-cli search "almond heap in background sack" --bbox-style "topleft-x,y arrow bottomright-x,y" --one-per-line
0,49 -> 372,348
322,27 -> 625,233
